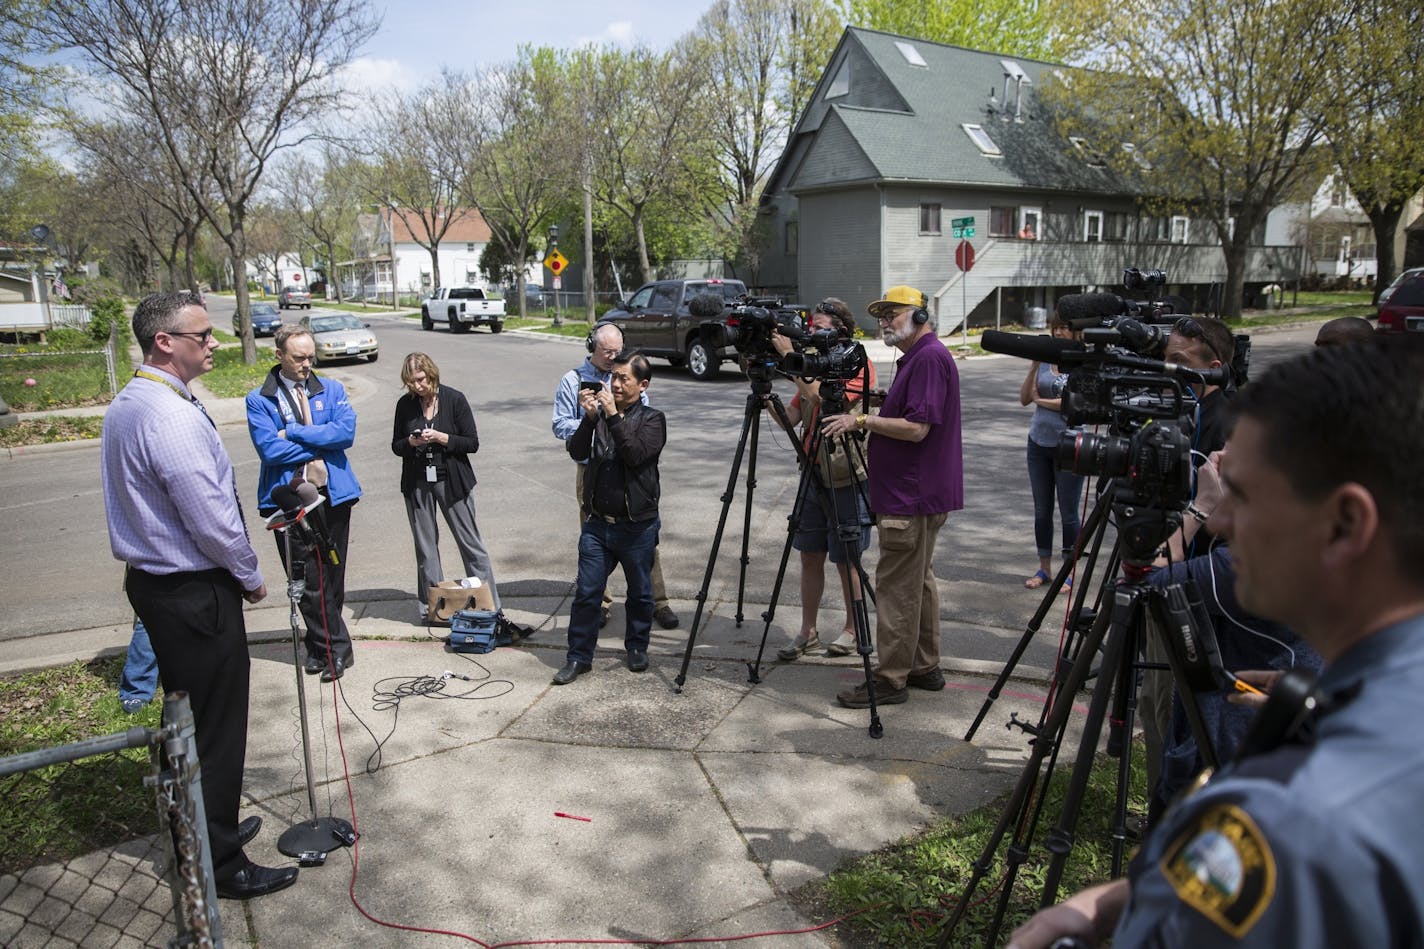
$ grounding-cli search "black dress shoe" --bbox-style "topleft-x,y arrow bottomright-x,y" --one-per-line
320,655 -> 346,683
626,650 -> 649,672
303,654 -> 323,675
215,862 -> 299,900
237,815 -> 262,847
552,661 -> 592,685
654,605 -> 680,629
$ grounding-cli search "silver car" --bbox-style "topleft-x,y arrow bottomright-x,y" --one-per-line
301,313 -> 379,363
279,285 -> 312,309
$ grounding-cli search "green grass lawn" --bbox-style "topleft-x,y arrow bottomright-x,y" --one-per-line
0,346 -> 114,411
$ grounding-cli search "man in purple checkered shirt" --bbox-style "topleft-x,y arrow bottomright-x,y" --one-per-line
101,290 -> 297,900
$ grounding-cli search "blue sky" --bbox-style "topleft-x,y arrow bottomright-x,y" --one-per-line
345,0 -> 712,92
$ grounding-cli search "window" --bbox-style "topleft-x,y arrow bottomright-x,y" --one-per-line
420,272 -> 432,290
1083,210 -> 1103,243
466,242 -> 476,253
649,285 -> 679,310
1103,212 -> 1130,242
827,60 -> 850,99
465,269 -> 479,285
1171,216 -> 1190,244
1019,208 -> 1041,240
962,124 -> 1002,156
990,206 -> 1016,237
920,203 -> 942,235
1330,179 -> 1347,207
894,41 -> 928,67
1145,216 -> 1172,242
785,221 -> 799,255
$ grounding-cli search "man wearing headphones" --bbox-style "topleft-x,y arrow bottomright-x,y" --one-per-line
552,320 -> 678,630
822,286 -> 963,707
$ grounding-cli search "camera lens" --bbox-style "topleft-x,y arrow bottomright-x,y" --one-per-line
1057,431 -> 1131,478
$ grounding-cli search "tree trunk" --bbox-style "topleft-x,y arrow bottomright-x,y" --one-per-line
584,168 -> 596,319
1220,241 -> 1246,318
327,239 -> 342,302
634,205 -> 651,284
1368,203 -> 1405,304
427,246 -> 441,298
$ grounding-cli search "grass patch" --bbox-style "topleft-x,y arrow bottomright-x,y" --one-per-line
0,659 -> 163,873
1284,290 -> 1374,306
815,739 -> 1147,947
1230,303 -> 1375,328
0,346 -> 114,411
202,344 -> 276,398
0,416 -> 104,447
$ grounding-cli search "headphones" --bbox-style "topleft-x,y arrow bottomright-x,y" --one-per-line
911,307 -> 929,325
585,320 -> 624,354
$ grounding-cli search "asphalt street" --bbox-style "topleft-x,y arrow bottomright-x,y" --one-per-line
0,304 -> 1317,681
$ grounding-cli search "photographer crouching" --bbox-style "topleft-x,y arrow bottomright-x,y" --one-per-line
765,298 -> 879,660
821,286 -> 963,708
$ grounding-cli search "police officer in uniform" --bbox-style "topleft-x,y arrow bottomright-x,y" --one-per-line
1008,338 -> 1424,948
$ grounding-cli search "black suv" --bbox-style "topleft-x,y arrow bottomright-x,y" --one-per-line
603,278 -> 747,380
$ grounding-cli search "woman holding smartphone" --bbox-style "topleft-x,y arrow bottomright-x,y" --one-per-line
392,352 -> 527,639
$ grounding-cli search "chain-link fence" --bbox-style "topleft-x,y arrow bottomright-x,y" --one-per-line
0,693 -> 222,948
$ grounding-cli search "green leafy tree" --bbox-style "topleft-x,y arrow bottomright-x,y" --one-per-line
1048,0 -> 1344,316
1317,1 -> 1424,298
838,0 -> 1056,59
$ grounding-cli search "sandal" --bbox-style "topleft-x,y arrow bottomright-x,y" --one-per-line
1024,569 -> 1050,589
777,631 -> 822,661
1059,575 -> 1073,596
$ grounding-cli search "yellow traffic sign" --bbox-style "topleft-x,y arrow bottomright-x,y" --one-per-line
544,249 -> 569,275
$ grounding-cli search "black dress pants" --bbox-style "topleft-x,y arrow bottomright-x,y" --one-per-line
273,494 -> 354,662
126,566 -> 250,881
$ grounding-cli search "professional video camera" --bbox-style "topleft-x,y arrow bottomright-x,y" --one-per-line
697,293 -> 807,364
779,326 -> 869,381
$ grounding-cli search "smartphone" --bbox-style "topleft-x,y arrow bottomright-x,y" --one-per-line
579,380 -> 604,392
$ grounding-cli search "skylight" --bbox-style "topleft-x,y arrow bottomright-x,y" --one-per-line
895,41 -> 927,67
962,124 -> 1002,156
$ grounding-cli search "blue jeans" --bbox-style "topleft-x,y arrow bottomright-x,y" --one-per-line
1027,439 -> 1084,559
568,516 -> 659,664
118,617 -> 158,705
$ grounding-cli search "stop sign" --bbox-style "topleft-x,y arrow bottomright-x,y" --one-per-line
955,240 -> 975,272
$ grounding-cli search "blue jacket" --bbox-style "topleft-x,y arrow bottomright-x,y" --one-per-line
246,367 -> 362,513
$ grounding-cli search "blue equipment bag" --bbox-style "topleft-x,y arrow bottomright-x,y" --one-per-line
448,609 -> 498,654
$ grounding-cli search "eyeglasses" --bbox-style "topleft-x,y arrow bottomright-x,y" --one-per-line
166,329 -> 214,344
1173,317 -> 1224,364
875,309 -> 906,325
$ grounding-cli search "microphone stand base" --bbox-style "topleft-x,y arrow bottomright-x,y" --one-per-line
277,816 -> 357,866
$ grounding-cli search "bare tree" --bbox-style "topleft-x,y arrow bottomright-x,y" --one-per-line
44,0 -> 377,362
273,147 -> 359,303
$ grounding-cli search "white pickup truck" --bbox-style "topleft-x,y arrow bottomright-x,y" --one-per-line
420,287 -> 506,334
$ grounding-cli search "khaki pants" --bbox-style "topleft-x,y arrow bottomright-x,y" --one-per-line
872,512 -> 947,690
576,464 -> 668,610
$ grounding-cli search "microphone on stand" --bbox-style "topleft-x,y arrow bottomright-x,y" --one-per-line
266,483 -> 340,566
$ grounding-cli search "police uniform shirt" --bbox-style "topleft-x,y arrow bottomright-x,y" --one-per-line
1112,612 -> 1424,948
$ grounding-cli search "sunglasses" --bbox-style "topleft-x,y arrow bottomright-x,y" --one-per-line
1173,317 -> 1224,364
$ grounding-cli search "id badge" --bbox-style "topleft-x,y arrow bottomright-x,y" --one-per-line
425,465 -> 437,483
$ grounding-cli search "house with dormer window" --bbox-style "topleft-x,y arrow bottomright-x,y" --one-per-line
757,28 -> 1300,330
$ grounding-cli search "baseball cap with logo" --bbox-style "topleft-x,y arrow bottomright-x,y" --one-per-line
867,285 -> 927,319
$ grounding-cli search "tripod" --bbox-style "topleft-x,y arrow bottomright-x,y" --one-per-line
273,523 -> 357,865
937,487 -> 1221,948
672,364 -> 887,737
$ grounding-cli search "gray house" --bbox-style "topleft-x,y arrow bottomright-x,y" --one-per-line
758,28 -> 1299,330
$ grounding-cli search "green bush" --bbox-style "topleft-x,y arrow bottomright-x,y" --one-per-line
42,328 -> 98,350
86,294 -> 128,344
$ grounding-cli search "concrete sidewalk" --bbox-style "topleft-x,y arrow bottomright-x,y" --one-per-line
214,596 -> 1064,947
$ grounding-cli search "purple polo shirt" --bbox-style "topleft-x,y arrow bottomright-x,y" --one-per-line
867,332 -> 964,515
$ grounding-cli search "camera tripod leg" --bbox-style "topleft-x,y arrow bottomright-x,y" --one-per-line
964,490 -> 1113,741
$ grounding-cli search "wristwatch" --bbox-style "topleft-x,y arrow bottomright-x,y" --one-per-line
855,413 -> 868,431
1187,503 -> 1211,524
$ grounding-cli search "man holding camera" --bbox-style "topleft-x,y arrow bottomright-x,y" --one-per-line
822,286 -> 962,707
767,298 -> 879,660
554,352 -> 666,685
1008,339 -> 1424,949
552,321 -> 678,631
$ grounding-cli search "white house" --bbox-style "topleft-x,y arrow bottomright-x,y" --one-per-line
338,208 -> 492,303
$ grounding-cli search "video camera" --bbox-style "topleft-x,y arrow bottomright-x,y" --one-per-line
697,294 -> 807,365
779,326 -> 869,382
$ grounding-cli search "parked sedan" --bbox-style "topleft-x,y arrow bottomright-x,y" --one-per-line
279,285 -> 312,309
1376,268 -> 1424,333
301,313 -> 379,363
234,301 -> 283,337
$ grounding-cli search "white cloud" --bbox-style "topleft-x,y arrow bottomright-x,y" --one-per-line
339,56 -> 419,95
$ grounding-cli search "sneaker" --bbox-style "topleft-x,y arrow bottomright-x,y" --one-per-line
837,681 -> 908,708
823,631 -> 857,656
776,632 -> 822,661
907,667 -> 946,691
654,605 -> 680,629
121,698 -> 148,714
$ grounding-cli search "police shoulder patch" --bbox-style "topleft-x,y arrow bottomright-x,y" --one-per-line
1159,802 -> 1276,938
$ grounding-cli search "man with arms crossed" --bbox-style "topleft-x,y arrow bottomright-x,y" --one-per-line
102,291 -> 297,899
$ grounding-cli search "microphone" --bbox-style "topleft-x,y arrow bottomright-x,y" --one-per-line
1056,292 -> 1124,329
981,330 -> 1085,364
267,483 -> 340,566
687,292 -> 725,319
